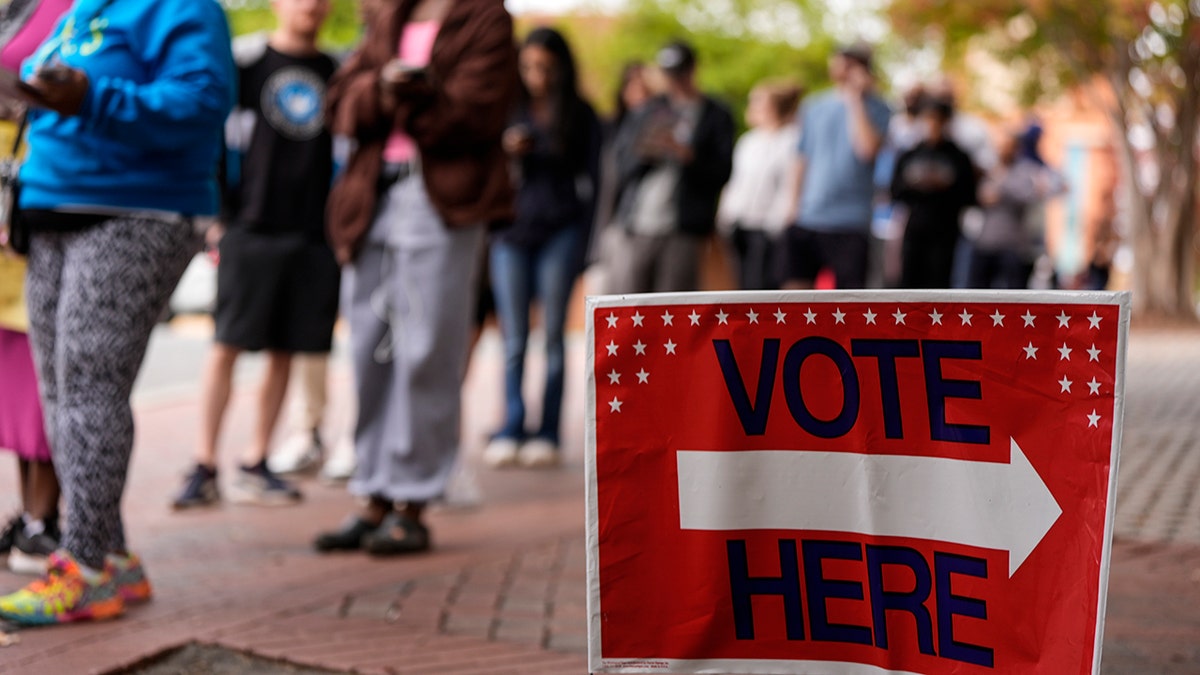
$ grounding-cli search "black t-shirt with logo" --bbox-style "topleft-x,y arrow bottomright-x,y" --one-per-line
225,45 -> 337,242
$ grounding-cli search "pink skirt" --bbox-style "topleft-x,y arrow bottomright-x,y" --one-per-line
0,328 -> 52,462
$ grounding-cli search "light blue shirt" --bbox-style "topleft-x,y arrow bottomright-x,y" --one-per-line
795,90 -> 892,232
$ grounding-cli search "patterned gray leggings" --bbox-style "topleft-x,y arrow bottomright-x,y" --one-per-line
25,217 -> 197,569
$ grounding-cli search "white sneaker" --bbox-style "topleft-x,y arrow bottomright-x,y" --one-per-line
483,437 -> 520,468
268,429 -> 323,476
518,438 -> 561,468
319,435 -> 356,483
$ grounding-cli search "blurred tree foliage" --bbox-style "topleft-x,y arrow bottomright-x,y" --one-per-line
223,0 -> 364,51
540,0 -> 838,125
889,0 -> 1200,318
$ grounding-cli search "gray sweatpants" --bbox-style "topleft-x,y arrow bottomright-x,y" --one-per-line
25,217 -> 197,569
344,175 -> 483,503
602,228 -> 703,295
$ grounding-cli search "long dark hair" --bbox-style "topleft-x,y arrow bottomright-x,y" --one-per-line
520,27 -> 590,171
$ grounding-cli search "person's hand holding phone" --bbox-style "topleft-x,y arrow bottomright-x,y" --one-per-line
379,59 -> 428,116
502,125 -> 533,156
21,58 -> 89,117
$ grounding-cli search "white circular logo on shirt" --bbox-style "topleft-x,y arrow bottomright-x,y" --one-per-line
262,67 -> 326,141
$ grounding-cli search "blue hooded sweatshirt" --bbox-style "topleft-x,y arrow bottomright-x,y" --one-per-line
18,0 -> 235,216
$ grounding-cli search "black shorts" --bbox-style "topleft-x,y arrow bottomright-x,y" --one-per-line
214,229 -> 340,353
782,225 -> 870,289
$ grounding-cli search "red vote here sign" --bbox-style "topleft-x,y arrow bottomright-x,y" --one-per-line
585,291 -> 1129,674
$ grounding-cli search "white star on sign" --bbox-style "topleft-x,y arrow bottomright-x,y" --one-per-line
1057,312 -> 1071,328
606,314 -> 618,328
1088,378 -> 1101,395
1022,311 -> 1036,327
775,309 -> 787,324
833,308 -> 846,324
1059,376 -> 1073,393
1088,312 -> 1102,329
607,370 -> 621,384
1023,343 -> 1039,360
930,309 -> 944,325
990,310 -> 1006,327
609,397 -> 623,413
633,341 -> 647,356
893,309 -> 907,325
959,310 -> 973,326
1087,344 -> 1101,362
661,311 -> 674,326
606,341 -> 618,356
664,340 -> 677,355
1087,410 -> 1101,428
689,310 -> 701,326
716,310 -> 729,325
631,312 -> 644,327
804,308 -> 818,324
1058,343 -> 1073,361
636,369 -> 649,384
746,309 -> 760,324
863,309 -> 877,325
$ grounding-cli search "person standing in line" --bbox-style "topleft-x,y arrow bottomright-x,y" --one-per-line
967,130 -> 1054,290
268,352 -> 358,482
890,94 -> 978,288
588,61 -> 649,282
481,27 -> 601,469
0,0 -> 72,578
172,0 -> 339,510
603,41 -> 734,294
782,43 -> 891,290
717,80 -> 801,290
313,0 -> 517,555
0,0 -> 234,625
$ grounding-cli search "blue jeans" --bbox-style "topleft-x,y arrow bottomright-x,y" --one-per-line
489,225 -> 583,445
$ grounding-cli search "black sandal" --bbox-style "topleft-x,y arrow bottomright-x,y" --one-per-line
314,516 -> 381,552
363,512 -> 431,556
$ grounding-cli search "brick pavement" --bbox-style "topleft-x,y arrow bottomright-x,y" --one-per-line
0,326 -> 1198,674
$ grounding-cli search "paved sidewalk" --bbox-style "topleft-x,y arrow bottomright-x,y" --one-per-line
0,326 -> 1198,674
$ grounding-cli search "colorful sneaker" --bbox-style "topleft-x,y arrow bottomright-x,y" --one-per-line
105,552 -> 152,604
171,464 -> 220,510
8,519 -> 60,576
267,429 -> 324,476
0,551 -> 124,626
230,461 -> 302,506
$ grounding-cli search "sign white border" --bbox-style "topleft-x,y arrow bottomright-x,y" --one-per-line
584,289 -> 1131,675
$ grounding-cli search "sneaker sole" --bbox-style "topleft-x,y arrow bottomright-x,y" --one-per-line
0,596 -> 125,626
117,580 -> 153,604
267,455 -> 323,477
7,549 -> 49,576
227,488 -> 303,507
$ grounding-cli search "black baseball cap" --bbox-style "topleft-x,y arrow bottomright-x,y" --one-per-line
657,41 -> 697,76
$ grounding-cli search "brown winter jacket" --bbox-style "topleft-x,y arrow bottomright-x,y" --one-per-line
325,0 -> 518,264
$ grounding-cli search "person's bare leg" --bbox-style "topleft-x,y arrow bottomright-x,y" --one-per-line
246,351 -> 292,466
22,460 -> 60,523
197,343 -> 241,468
16,459 -> 29,511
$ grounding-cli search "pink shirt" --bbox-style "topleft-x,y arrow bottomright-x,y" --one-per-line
383,21 -> 440,164
1,0 -> 73,72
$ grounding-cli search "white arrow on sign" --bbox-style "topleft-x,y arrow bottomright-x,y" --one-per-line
676,438 -> 1061,577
